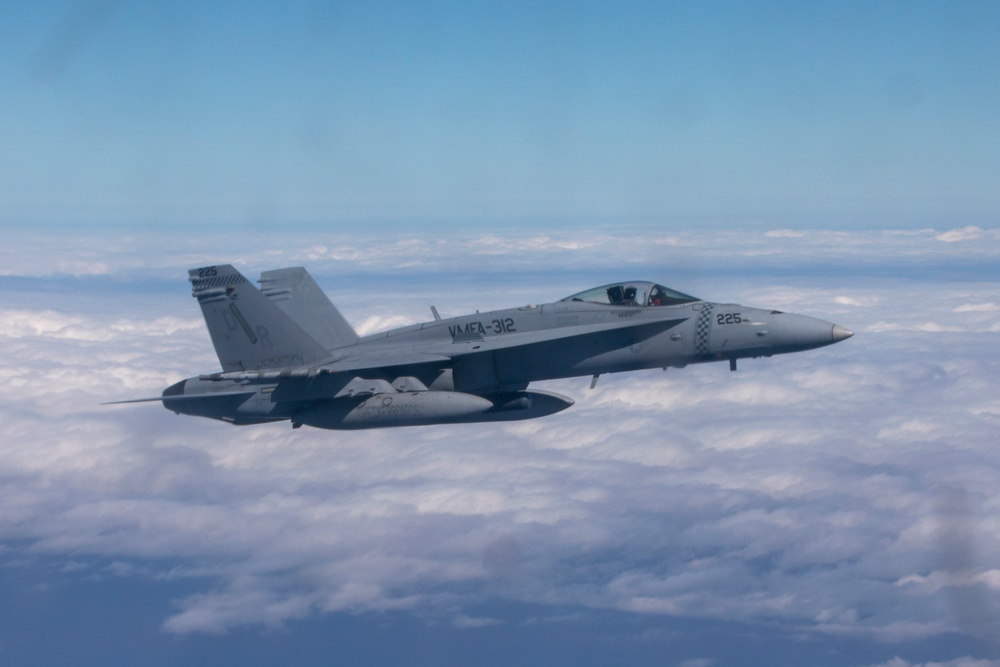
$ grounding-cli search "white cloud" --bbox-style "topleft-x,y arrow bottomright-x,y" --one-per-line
1,225 -> 1000,664
836,295 -> 882,307
936,226 -> 984,242
354,314 -> 421,336
954,303 -> 999,313
861,658 -> 1000,667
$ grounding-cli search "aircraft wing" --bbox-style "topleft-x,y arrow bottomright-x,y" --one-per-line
445,317 -> 688,356
196,317 -> 686,382
198,351 -> 452,381
317,317 -> 687,375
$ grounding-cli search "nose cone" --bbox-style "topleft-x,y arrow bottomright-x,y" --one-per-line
832,324 -> 854,342
768,313 -> 853,353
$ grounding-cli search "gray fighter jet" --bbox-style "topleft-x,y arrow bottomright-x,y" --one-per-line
109,265 -> 852,429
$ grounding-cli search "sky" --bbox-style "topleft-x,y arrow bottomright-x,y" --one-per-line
2,1 -> 999,229
1,2 -> 1000,666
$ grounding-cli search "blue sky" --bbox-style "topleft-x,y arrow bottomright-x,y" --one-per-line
2,2 -> 1000,666
2,1 -> 999,228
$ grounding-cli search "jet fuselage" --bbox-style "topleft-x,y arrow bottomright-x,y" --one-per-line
119,269 -> 852,430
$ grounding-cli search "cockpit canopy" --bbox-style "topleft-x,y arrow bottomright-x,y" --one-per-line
561,281 -> 699,307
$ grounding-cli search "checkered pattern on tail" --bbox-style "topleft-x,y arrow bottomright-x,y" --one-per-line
190,272 -> 247,294
695,304 -> 714,357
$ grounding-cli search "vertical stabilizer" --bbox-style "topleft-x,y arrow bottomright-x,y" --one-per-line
259,267 -> 359,351
189,265 -> 330,372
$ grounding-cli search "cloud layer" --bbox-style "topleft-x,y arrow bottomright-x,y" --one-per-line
1,226 -> 999,664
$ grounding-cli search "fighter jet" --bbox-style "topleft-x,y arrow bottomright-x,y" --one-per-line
108,265 -> 852,429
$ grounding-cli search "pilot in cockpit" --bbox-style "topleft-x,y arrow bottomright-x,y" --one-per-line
606,284 -> 639,306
